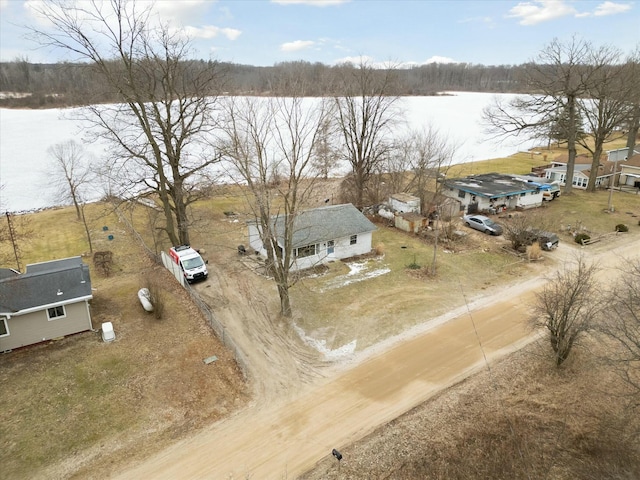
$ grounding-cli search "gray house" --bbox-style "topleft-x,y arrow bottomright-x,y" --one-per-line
247,203 -> 377,272
0,256 -> 93,352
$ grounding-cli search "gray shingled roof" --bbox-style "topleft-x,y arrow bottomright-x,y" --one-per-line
262,203 -> 377,249
0,256 -> 92,314
442,172 -> 540,199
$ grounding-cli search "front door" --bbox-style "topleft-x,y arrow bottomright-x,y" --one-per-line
327,240 -> 335,254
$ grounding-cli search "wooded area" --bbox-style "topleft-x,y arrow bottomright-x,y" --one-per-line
0,59 -> 523,108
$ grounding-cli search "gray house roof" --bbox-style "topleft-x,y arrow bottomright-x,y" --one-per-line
607,145 -> 640,162
0,256 -> 92,315
251,203 -> 377,249
441,173 -> 540,199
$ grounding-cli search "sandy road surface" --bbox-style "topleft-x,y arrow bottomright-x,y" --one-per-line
115,237 -> 639,480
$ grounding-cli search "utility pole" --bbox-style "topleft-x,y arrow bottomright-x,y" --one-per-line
5,212 -> 22,271
607,157 -> 623,212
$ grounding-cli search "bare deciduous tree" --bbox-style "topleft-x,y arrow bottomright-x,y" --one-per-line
623,47 -> 640,161
502,212 -> 554,252
601,259 -> 640,405
484,37 -> 592,195
219,95 -> 331,317
28,0 -> 223,247
533,255 -> 603,366
0,211 -> 34,271
402,126 -> 455,213
577,45 -> 635,191
311,116 -> 340,180
333,60 -> 402,208
47,140 -> 93,220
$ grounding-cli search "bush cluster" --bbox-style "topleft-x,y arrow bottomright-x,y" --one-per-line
574,233 -> 591,245
615,223 -> 629,232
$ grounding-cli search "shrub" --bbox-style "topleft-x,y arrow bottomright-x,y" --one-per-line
615,223 -> 629,232
527,242 -> 542,261
574,233 -> 591,245
374,243 -> 385,256
93,250 -> 113,276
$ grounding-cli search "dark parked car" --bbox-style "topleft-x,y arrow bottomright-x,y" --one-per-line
463,214 -> 503,235
524,229 -> 560,251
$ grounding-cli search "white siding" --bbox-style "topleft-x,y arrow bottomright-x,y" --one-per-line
290,232 -> 373,271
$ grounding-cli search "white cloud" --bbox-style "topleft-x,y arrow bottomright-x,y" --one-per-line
507,0 -> 576,25
280,40 -> 316,52
184,25 -> 242,41
334,55 -> 375,65
423,56 -> 457,64
593,1 -> 632,16
148,0 -> 209,23
271,0 -> 350,6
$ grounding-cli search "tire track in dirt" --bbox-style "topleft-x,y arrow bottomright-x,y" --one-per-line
194,252 -> 329,403
115,235 -> 640,479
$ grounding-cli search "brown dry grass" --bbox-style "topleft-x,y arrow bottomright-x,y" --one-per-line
1,150 -> 638,479
0,206 -> 249,480
300,338 -> 640,479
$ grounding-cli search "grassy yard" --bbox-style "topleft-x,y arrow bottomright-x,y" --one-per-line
0,203 -> 249,480
1,150 -> 638,478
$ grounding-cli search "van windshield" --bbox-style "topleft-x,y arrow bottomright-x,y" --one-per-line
182,257 -> 204,269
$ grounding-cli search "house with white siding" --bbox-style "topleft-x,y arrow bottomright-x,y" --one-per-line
440,173 -> 544,214
247,203 -> 377,272
543,154 -> 620,189
0,256 -> 93,352
618,154 -> 640,189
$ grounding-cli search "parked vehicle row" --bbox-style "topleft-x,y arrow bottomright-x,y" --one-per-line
462,214 -> 560,251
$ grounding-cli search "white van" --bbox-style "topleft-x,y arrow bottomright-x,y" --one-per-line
169,245 -> 208,283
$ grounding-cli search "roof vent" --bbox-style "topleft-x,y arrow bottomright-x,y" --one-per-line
57,289 -> 63,296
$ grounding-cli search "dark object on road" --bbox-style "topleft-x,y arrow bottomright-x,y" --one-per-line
332,448 -> 343,461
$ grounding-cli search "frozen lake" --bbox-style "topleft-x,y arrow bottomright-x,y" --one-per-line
0,92 -> 536,212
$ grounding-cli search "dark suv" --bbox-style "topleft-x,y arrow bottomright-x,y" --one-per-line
524,229 -> 559,251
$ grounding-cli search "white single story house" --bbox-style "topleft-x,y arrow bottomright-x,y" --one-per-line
439,173 -> 544,214
0,256 -> 93,352
247,203 -> 377,272
543,154 -> 619,189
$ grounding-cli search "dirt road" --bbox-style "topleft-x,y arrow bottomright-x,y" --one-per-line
114,236 -> 639,479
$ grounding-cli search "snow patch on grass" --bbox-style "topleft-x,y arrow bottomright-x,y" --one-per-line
320,260 -> 390,292
293,324 -> 357,360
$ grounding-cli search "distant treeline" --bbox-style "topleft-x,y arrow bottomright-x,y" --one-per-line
0,60 -> 526,109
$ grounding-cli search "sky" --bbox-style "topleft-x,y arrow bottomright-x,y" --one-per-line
0,0 -> 638,67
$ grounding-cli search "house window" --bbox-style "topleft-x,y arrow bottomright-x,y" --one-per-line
457,190 -> 466,199
296,244 -> 317,258
47,305 -> 66,320
0,318 -> 8,337
350,235 -> 357,245
573,177 -> 587,187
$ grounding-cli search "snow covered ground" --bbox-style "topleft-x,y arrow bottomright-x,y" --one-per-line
0,92 -> 537,213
